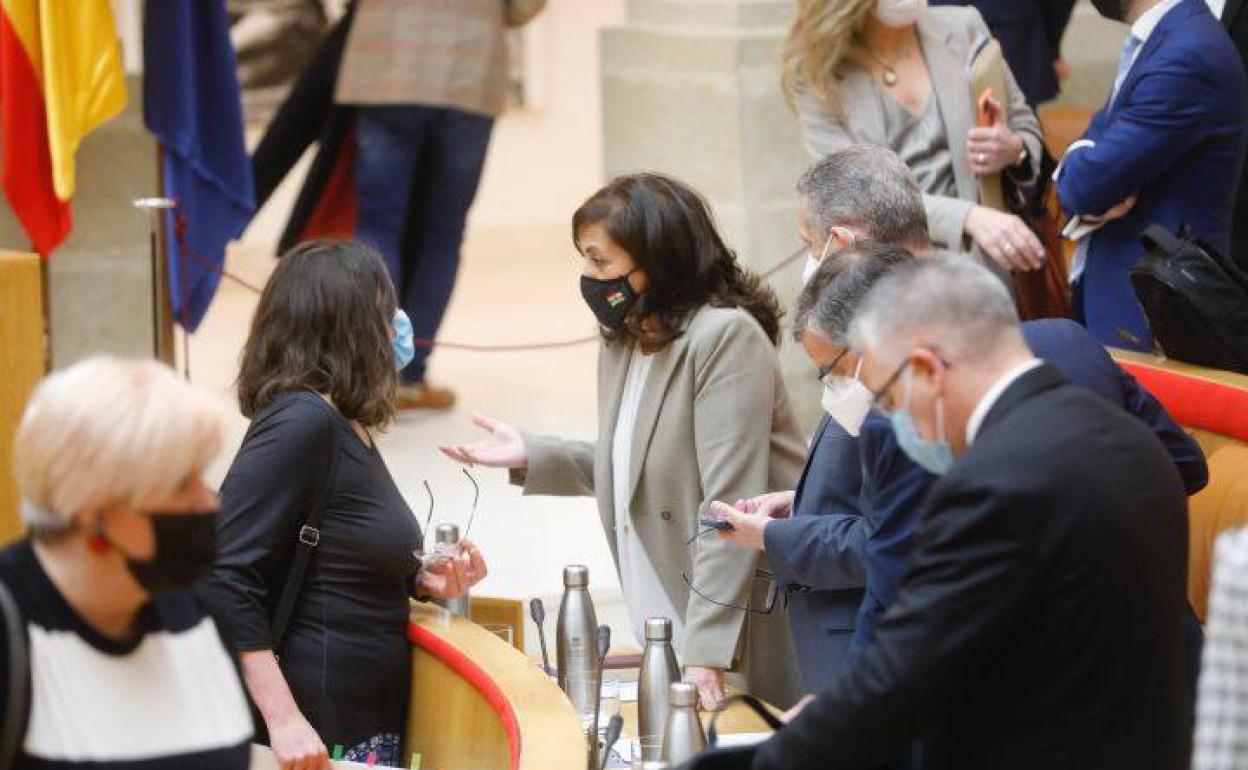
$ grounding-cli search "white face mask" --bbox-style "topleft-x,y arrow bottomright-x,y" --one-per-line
874,0 -> 927,28
820,360 -> 873,437
801,231 -> 839,286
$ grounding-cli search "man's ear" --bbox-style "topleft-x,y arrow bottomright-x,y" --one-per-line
828,226 -> 857,252
906,347 -> 946,394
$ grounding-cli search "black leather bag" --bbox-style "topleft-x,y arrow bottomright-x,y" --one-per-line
1130,225 -> 1248,374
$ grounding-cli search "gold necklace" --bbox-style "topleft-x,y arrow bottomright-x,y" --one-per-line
866,47 -> 902,87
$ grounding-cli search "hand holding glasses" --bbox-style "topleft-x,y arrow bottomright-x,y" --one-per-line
414,470 -> 489,599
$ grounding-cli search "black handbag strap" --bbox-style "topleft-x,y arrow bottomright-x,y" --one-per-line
269,419 -> 341,650
707,694 -> 785,748
0,580 -> 29,770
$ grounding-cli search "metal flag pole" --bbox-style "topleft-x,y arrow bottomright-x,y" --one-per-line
134,195 -> 178,371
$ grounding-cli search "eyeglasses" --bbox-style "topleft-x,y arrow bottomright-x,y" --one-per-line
867,350 -> 952,416
679,529 -> 785,615
417,469 -> 482,561
814,348 -> 851,386
868,359 -> 910,416
681,569 -> 784,616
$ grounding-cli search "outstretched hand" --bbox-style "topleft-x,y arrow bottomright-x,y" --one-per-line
438,413 -> 528,469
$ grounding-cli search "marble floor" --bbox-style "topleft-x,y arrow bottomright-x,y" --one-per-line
190,171 -> 633,655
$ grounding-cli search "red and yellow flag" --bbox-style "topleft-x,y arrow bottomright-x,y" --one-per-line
0,0 -> 127,255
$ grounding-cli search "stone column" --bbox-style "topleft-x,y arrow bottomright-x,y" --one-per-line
0,77 -> 160,371
602,0 -> 822,431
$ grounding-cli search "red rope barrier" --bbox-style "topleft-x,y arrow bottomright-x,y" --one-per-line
166,200 -> 806,353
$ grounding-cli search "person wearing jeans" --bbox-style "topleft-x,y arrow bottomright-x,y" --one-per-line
335,0 -> 546,409
353,105 -> 494,401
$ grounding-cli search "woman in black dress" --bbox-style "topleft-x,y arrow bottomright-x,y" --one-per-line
202,240 -> 487,769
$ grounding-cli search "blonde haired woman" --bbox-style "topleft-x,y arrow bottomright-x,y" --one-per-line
0,357 -> 252,769
783,0 -> 1046,274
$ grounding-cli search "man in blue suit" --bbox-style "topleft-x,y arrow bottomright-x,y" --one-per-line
718,240 -> 1208,716
711,147 -> 934,692
718,144 -> 1206,692
1055,0 -> 1248,351
931,0 -> 1077,105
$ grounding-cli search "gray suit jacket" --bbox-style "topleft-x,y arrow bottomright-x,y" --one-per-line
512,306 -> 807,706
795,6 -> 1044,250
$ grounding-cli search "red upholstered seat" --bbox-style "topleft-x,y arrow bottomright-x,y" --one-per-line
1112,351 -> 1248,621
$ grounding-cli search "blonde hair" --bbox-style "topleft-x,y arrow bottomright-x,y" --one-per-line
14,356 -> 225,538
781,0 -> 876,115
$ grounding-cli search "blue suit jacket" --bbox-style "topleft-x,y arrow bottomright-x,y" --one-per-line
931,0 -> 1076,105
763,416 -> 868,692
849,319 -> 1208,653
1056,0 -> 1248,350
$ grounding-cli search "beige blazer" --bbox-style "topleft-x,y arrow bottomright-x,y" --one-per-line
512,306 -> 807,706
795,6 -> 1043,250
336,0 -> 546,117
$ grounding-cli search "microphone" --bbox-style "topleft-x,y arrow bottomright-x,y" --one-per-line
600,714 -> 624,770
592,624 -> 612,769
596,623 -> 611,667
530,598 -> 552,676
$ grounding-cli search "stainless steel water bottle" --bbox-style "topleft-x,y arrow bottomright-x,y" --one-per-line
434,523 -> 470,617
637,616 -> 681,741
556,565 -> 600,716
660,682 -> 706,766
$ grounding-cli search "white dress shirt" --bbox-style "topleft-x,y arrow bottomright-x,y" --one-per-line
1060,0 -> 1185,282
612,348 -> 685,649
965,359 -> 1044,445
1208,0 -> 1227,19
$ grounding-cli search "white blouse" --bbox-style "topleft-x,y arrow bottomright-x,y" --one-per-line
611,348 -> 686,650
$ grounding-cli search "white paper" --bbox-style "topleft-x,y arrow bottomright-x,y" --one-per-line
712,732 -> 772,749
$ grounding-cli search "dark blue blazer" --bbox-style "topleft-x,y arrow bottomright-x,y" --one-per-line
1056,0 -> 1248,350
849,319 -> 1208,653
764,416 -> 868,692
931,0 -> 1076,105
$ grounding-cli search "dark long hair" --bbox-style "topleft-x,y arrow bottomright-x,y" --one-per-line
572,173 -> 782,351
237,239 -> 398,427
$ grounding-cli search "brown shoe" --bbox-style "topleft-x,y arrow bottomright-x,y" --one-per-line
395,382 -> 457,411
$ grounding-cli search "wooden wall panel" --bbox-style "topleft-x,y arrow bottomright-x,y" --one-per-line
0,252 -> 45,544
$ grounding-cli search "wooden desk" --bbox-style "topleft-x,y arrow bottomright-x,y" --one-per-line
613,685 -> 778,741
406,602 -> 585,770
257,611 -> 776,770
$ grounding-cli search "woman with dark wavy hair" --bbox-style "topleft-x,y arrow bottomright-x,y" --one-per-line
202,240 -> 488,769
441,174 -> 806,710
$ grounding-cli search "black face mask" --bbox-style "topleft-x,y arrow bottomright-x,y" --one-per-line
1090,0 -> 1128,21
580,270 -> 639,331
123,511 -> 218,595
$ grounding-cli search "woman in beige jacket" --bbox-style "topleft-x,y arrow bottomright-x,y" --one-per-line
784,0 -> 1046,275
441,173 -> 806,709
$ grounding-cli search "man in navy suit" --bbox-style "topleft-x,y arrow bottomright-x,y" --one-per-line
1055,0 -> 1248,351
1220,0 -> 1248,258
709,147 -> 934,692
717,145 -> 1205,692
931,0 -> 1077,105
753,258 -> 1192,770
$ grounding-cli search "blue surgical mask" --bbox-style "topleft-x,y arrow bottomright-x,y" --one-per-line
890,370 -> 953,475
393,309 -> 416,371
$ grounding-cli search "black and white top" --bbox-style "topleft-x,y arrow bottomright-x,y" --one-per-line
0,539 -> 252,769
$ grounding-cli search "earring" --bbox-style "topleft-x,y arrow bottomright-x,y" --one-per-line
87,520 -> 110,555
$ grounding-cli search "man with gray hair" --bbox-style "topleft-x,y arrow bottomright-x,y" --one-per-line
752,257 -> 1191,770
796,144 -> 931,283
712,241 -> 915,692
